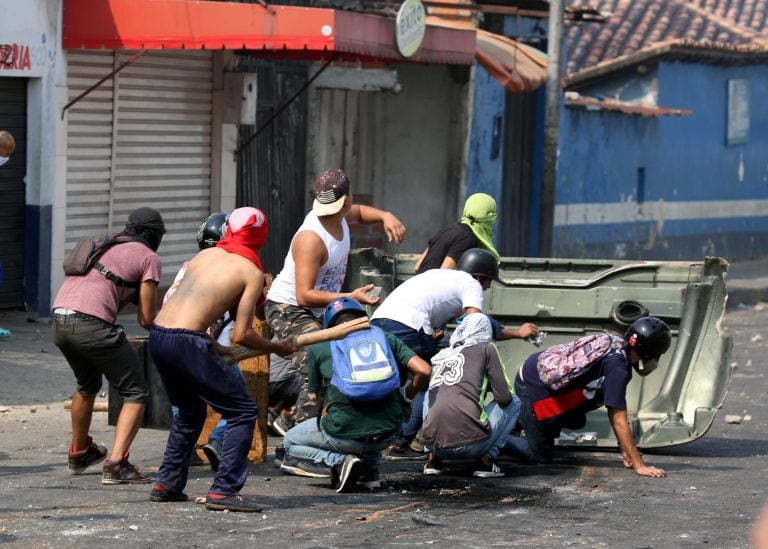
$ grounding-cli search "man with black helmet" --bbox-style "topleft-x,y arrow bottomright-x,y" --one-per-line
506,316 -> 672,477
370,247 -> 499,460
52,207 -> 166,485
164,212 -> 229,303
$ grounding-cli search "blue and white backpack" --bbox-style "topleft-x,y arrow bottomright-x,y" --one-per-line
330,326 -> 400,401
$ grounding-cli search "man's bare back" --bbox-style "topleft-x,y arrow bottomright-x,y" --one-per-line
155,248 -> 261,333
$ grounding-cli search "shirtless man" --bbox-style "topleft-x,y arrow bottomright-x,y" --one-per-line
148,207 -> 296,513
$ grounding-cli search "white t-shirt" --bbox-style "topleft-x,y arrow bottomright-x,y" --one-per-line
266,211 -> 350,316
371,269 -> 483,333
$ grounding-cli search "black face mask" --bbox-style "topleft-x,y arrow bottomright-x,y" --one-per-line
120,207 -> 166,251
141,228 -> 164,252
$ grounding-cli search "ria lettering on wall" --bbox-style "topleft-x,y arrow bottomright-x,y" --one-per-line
0,43 -> 33,71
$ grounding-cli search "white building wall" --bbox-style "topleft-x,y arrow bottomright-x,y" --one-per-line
0,0 -> 64,314
307,62 -> 470,255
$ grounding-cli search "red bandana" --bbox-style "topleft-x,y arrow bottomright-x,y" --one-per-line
216,207 -> 268,271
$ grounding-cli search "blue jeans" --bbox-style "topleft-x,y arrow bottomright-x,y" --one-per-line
504,374 -> 560,463
149,326 -> 258,496
283,417 -> 394,469
428,399 -> 521,461
169,322 -> 242,444
370,318 -> 437,447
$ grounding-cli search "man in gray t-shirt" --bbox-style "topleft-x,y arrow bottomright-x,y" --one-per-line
421,313 -> 520,478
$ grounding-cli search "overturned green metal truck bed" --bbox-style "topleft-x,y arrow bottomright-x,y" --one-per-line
345,249 -> 733,450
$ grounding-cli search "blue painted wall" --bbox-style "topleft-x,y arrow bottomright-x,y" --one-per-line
24,204 -> 52,315
466,65 -> 505,202
556,61 -> 768,261
465,16 -> 547,253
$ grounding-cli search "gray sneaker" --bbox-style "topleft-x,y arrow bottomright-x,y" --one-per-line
280,454 -> 332,478
101,456 -> 150,485
269,411 -> 293,437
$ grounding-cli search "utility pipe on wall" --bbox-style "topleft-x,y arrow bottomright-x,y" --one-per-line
538,0 -> 563,257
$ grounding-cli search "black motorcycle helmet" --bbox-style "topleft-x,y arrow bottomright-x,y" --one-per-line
196,212 -> 229,250
456,248 -> 501,283
625,316 -> 672,376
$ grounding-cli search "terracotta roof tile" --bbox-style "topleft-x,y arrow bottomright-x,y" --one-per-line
566,0 -> 766,74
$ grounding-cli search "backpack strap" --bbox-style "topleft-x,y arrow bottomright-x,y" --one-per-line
93,261 -> 140,289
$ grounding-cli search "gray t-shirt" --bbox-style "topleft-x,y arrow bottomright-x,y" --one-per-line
422,341 -> 514,449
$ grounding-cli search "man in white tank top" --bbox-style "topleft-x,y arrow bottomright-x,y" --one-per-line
264,168 -> 406,437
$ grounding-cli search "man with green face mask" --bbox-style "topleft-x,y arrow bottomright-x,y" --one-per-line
414,192 -> 538,342
414,193 -> 500,273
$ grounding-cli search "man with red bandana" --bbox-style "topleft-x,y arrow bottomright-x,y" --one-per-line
148,207 -> 297,513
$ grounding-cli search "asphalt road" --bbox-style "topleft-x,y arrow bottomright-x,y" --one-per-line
0,305 -> 765,548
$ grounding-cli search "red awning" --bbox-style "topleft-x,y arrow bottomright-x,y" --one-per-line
62,0 -> 476,65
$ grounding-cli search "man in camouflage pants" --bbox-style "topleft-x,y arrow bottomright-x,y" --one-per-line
264,168 -> 406,431
263,303 -> 323,428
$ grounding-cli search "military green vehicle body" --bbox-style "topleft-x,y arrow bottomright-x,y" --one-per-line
344,249 -> 732,450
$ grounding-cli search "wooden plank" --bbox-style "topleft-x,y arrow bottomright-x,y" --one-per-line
196,318 -> 271,463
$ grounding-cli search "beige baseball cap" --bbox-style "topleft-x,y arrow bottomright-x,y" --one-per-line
312,168 -> 350,216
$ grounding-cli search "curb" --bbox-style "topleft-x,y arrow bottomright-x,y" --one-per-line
726,286 -> 768,309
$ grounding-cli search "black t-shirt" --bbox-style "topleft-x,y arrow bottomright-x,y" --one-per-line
416,223 -> 477,274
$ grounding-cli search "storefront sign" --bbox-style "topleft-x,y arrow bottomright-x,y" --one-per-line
0,43 -> 34,71
396,0 -> 426,58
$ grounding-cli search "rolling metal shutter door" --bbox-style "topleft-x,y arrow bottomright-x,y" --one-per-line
113,51 -> 213,284
66,50 -> 213,287
66,51 -> 116,243
0,78 -> 27,308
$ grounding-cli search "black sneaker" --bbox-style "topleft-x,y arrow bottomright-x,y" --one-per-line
383,444 -> 426,461
472,458 -> 505,478
335,455 -> 364,493
273,445 -> 286,467
423,455 -> 444,476
280,454 -> 332,478
268,409 -> 293,437
205,493 -> 263,513
150,485 -> 189,502
202,439 -> 222,472
357,468 -> 381,490
68,437 -> 107,474
101,455 -> 151,485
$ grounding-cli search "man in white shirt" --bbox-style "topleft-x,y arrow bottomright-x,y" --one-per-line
370,248 -> 497,460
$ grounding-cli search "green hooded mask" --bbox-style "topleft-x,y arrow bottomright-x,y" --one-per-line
461,193 -> 500,261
